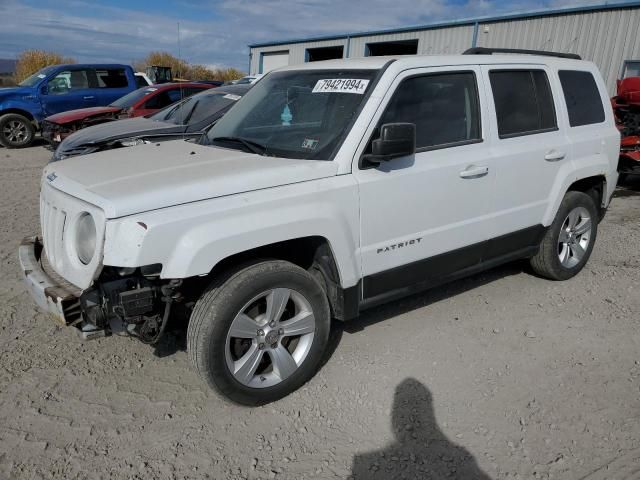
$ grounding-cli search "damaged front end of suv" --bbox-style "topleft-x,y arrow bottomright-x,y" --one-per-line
21,235 -> 186,344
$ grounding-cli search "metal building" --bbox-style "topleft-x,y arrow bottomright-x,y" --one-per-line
248,1 -> 640,93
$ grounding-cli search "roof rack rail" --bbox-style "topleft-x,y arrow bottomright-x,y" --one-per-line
463,47 -> 581,60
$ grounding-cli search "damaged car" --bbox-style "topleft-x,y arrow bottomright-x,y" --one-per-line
611,75 -> 640,180
50,84 -> 250,161
19,52 -> 619,405
42,82 -> 214,147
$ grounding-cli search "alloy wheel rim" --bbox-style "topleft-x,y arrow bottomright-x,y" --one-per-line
558,206 -> 592,268
225,288 -> 316,389
3,120 -> 28,143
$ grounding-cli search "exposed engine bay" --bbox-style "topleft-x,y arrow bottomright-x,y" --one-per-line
77,266 -> 184,344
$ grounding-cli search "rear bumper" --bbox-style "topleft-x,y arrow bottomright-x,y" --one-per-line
18,236 -> 82,326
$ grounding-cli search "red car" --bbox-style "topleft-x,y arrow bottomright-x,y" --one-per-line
611,76 -> 640,180
42,82 -> 214,146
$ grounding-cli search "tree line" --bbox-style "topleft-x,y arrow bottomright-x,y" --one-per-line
9,50 -> 245,84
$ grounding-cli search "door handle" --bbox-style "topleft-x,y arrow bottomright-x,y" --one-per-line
459,165 -> 489,179
544,150 -> 566,161
83,96 -> 95,100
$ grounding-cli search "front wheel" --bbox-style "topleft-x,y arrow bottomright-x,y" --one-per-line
530,191 -> 598,280
0,114 -> 35,148
187,260 -> 331,405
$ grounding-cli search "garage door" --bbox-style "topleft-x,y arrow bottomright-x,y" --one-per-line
261,51 -> 289,73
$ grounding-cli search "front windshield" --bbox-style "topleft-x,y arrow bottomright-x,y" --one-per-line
18,66 -> 57,87
153,90 -> 243,125
207,69 -> 378,160
110,87 -> 158,108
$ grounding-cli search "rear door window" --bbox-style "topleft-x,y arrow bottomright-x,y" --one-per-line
489,70 -> 557,138
95,68 -> 128,88
558,70 -> 605,127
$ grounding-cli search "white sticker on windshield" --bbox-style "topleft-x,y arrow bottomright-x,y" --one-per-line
37,74 -> 46,78
223,93 -> 241,101
301,138 -> 319,150
312,79 -> 370,94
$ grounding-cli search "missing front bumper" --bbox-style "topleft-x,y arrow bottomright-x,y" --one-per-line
19,236 -> 82,323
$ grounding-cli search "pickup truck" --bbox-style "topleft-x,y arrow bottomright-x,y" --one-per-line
0,64 -> 138,148
19,49 -> 619,405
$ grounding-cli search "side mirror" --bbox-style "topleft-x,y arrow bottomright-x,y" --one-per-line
40,84 -> 48,95
366,123 -> 416,164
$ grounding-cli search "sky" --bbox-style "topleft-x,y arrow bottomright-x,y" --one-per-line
0,0 -> 634,72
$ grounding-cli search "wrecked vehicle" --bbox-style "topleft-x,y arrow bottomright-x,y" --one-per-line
611,76 -> 640,178
50,84 -> 250,161
42,82 -> 213,147
19,50 -> 619,405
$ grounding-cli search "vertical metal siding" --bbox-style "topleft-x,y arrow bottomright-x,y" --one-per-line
347,25 -> 473,58
250,7 -> 640,93
477,8 -> 640,93
250,39 -> 348,74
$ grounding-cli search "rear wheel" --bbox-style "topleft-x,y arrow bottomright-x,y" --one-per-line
187,260 -> 331,405
530,191 -> 598,280
0,114 -> 35,148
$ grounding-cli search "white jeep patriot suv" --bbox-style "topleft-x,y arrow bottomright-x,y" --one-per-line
20,48 -> 620,405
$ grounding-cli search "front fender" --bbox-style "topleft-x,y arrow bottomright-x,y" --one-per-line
0,97 -> 44,124
104,176 -> 361,288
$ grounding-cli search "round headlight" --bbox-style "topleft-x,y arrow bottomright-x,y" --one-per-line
76,212 -> 96,265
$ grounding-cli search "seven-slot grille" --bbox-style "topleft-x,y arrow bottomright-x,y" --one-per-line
38,181 -> 104,290
40,194 -> 67,273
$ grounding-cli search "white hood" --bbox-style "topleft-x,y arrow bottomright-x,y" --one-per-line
42,140 -> 338,218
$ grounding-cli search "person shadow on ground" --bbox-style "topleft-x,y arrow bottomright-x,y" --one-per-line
351,378 -> 492,480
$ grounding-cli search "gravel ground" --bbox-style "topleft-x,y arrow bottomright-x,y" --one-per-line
0,144 -> 639,480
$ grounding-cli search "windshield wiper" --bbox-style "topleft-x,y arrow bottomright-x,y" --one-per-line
182,100 -> 199,125
210,136 -> 267,155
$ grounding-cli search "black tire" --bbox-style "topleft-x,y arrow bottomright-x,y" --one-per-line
187,260 -> 331,405
530,191 -> 598,280
0,113 -> 35,148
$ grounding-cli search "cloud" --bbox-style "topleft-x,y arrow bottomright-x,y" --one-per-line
0,0 -> 634,70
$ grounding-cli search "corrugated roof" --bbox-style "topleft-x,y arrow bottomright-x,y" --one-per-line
248,1 -> 640,48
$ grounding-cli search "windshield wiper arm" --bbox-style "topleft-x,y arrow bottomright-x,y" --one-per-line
210,136 -> 267,155
182,100 -> 199,125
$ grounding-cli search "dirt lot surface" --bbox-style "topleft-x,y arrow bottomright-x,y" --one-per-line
0,144 -> 639,480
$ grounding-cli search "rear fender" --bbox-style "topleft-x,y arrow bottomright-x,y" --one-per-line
543,159 -> 612,226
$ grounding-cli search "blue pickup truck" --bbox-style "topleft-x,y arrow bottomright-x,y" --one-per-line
0,64 -> 139,148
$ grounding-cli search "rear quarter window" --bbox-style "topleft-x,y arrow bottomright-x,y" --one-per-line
489,70 -> 557,138
95,68 -> 128,88
558,70 -> 605,127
